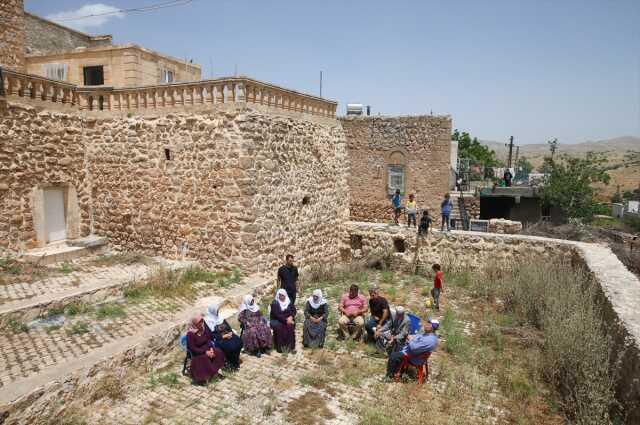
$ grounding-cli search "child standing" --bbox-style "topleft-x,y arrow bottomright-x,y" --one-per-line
440,193 -> 453,231
418,209 -> 432,236
391,189 -> 402,225
406,194 -> 417,228
431,264 -> 443,311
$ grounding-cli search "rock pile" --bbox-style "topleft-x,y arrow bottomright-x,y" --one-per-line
488,218 -> 522,234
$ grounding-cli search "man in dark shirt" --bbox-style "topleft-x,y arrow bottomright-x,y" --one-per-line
365,286 -> 390,341
277,254 -> 299,304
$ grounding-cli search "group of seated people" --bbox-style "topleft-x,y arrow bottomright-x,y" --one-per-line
186,284 -> 438,385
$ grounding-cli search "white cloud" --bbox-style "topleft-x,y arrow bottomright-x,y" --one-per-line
46,4 -> 124,32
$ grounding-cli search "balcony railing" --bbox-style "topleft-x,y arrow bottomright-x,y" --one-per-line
0,69 -> 337,117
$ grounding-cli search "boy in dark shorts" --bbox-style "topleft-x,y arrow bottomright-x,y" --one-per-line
431,263 -> 443,310
418,209 -> 432,236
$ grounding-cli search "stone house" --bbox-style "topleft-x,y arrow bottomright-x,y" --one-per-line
341,115 -> 452,223
20,8 -> 201,87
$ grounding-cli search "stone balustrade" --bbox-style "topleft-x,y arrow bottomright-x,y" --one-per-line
0,68 -> 337,117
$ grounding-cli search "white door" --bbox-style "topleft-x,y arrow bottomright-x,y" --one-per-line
44,188 -> 66,242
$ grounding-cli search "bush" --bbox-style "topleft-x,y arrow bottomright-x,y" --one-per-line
476,260 -> 617,424
623,214 -> 640,232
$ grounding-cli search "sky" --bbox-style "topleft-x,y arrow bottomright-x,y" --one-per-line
25,0 -> 640,145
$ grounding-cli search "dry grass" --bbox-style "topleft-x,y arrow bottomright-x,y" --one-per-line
286,392 -> 335,425
87,252 -> 151,267
90,373 -> 127,402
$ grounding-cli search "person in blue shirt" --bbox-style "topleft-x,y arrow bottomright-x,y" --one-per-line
440,193 -> 453,231
386,318 -> 439,378
391,189 -> 402,225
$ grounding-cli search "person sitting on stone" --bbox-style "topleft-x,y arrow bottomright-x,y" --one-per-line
303,289 -> 328,349
338,284 -> 368,340
365,286 -> 390,342
186,314 -> 225,385
386,318 -> 439,379
375,306 -> 410,353
237,294 -> 272,357
270,289 -> 297,353
204,303 -> 243,370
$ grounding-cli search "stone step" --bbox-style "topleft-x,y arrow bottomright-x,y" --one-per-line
21,237 -> 108,266
0,273 -> 273,406
0,257 -> 195,323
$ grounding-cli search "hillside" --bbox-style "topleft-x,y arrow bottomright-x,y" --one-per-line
481,136 -> 640,200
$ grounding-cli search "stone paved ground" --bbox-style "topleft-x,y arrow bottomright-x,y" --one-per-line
0,262 -> 150,305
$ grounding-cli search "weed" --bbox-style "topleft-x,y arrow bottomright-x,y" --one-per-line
158,371 -> 180,387
380,270 -> 394,284
59,262 -> 74,275
4,318 -> 29,334
45,324 -> 62,333
90,373 -> 126,402
64,301 -> 93,317
286,392 -> 335,425
66,321 -> 90,335
441,309 -> 469,358
94,303 -> 127,320
0,257 -> 21,274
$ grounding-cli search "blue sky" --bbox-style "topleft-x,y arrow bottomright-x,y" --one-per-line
25,0 -> 640,145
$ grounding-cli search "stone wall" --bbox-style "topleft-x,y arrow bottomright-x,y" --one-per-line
0,0 -> 25,72
343,221 -> 640,422
0,100 -> 348,275
340,115 -> 451,223
24,13 -> 112,56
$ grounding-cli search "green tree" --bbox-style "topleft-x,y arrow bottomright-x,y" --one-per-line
452,129 -> 501,167
541,152 -> 611,220
515,156 -> 533,178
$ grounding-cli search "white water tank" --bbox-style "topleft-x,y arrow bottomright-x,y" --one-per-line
346,103 -> 364,116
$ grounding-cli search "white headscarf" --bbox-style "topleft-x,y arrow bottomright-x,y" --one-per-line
308,289 -> 326,309
275,288 -> 291,311
204,303 -> 224,330
238,294 -> 260,317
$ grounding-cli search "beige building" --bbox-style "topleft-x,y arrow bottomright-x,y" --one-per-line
21,11 -> 200,87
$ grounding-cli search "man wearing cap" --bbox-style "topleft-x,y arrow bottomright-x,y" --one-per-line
375,306 -> 410,353
386,318 -> 439,379
365,286 -> 390,342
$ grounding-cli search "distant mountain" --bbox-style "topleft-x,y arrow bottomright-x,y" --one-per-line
478,136 -> 640,200
481,136 -> 640,162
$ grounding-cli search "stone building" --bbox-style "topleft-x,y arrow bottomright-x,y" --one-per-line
7,9 -> 201,87
341,115 -> 452,222
0,0 -> 26,72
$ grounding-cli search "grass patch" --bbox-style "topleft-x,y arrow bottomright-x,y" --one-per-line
440,309 -> 469,358
89,252 -> 148,267
3,318 -> 29,334
94,303 -> 127,320
286,391 -> 335,425
66,321 -> 90,335
0,257 -> 22,275
62,301 -> 94,317
59,262 -> 74,275
147,371 -> 181,389
90,374 -> 126,402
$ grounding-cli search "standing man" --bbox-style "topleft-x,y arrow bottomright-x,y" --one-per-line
392,189 -> 402,225
277,254 -> 299,305
503,169 -> 513,187
440,193 -> 453,232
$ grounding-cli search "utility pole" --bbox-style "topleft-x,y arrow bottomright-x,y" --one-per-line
514,146 -> 520,164
319,71 -> 323,98
506,136 -> 515,168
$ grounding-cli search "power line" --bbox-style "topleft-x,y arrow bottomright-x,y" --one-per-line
54,0 -> 194,22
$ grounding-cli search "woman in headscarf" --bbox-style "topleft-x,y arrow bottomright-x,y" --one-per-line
303,289 -> 328,349
270,289 -> 297,353
204,303 -> 243,370
237,294 -> 272,357
186,314 -> 225,385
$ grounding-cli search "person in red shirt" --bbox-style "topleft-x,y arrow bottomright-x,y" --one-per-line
431,264 -> 443,311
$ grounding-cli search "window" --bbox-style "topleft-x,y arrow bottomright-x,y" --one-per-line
161,69 -> 174,84
42,63 -> 68,81
388,165 -> 405,195
83,66 -> 104,86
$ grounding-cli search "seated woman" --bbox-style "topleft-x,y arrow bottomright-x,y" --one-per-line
186,314 -> 225,385
270,289 -> 297,353
204,303 -> 243,370
303,289 -> 328,349
237,294 -> 272,357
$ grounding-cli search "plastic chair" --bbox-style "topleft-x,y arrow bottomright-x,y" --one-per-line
407,313 -> 421,335
179,335 -> 192,376
394,352 -> 431,384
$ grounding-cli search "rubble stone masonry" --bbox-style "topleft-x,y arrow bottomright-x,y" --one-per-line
340,115 -> 451,223
0,0 -> 25,72
0,100 -> 348,274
